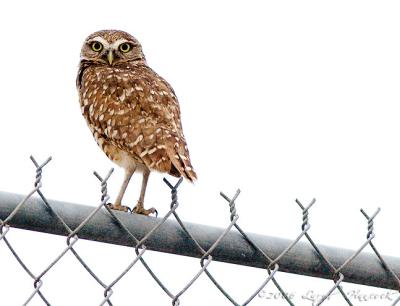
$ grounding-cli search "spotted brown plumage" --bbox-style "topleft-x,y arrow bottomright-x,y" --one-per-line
77,30 -> 196,215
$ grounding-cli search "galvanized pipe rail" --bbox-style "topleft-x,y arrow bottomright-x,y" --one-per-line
0,190 -> 399,290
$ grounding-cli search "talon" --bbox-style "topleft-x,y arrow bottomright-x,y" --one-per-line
106,203 -> 130,212
132,203 -> 158,216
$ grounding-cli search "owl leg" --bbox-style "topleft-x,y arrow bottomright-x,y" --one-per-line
107,167 -> 135,212
132,169 -> 157,216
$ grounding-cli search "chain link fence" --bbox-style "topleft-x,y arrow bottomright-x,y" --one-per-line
1,156 -> 400,305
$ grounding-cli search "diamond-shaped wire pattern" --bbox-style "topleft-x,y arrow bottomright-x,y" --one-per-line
0,156 -> 400,305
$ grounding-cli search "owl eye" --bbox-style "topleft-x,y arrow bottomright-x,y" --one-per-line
119,43 -> 132,53
91,41 -> 103,52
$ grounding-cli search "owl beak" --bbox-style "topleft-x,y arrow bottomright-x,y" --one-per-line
107,50 -> 114,65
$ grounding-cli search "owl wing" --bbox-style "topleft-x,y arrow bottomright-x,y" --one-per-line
131,69 -> 197,181
83,65 -> 197,181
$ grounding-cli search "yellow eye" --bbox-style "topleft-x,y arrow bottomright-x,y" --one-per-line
91,41 -> 103,52
119,43 -> 131,53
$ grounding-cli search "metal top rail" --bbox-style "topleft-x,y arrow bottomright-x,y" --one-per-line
1,190 -> 399,290
1,156 -> 400,306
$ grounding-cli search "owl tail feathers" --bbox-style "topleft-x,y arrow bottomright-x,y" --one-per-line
166,148 -> 197,183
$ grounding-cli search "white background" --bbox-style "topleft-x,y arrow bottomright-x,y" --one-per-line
0,1 -> 399,305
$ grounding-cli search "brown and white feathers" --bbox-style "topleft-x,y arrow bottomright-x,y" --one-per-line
77,30 -> 196,181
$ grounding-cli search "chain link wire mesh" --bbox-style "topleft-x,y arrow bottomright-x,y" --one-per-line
1,156 -> 400,305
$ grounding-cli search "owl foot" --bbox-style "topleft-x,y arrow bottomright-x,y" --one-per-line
132,202 -> 158,217
106,203 -> 131,213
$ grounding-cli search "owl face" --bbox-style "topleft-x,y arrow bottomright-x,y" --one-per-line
80,30 -> 145,66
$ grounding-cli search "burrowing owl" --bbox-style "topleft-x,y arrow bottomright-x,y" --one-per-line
77,30 -> 196,215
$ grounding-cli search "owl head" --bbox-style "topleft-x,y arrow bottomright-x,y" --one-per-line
80,30 -> 146,66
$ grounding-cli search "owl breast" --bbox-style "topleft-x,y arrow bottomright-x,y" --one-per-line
77,61 -> 197,181
79,65 -> 145,168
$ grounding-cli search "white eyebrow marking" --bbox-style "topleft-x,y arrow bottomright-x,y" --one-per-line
110,39 -> 129,49
89,36 -> 110,48
87,37 -> 131,50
